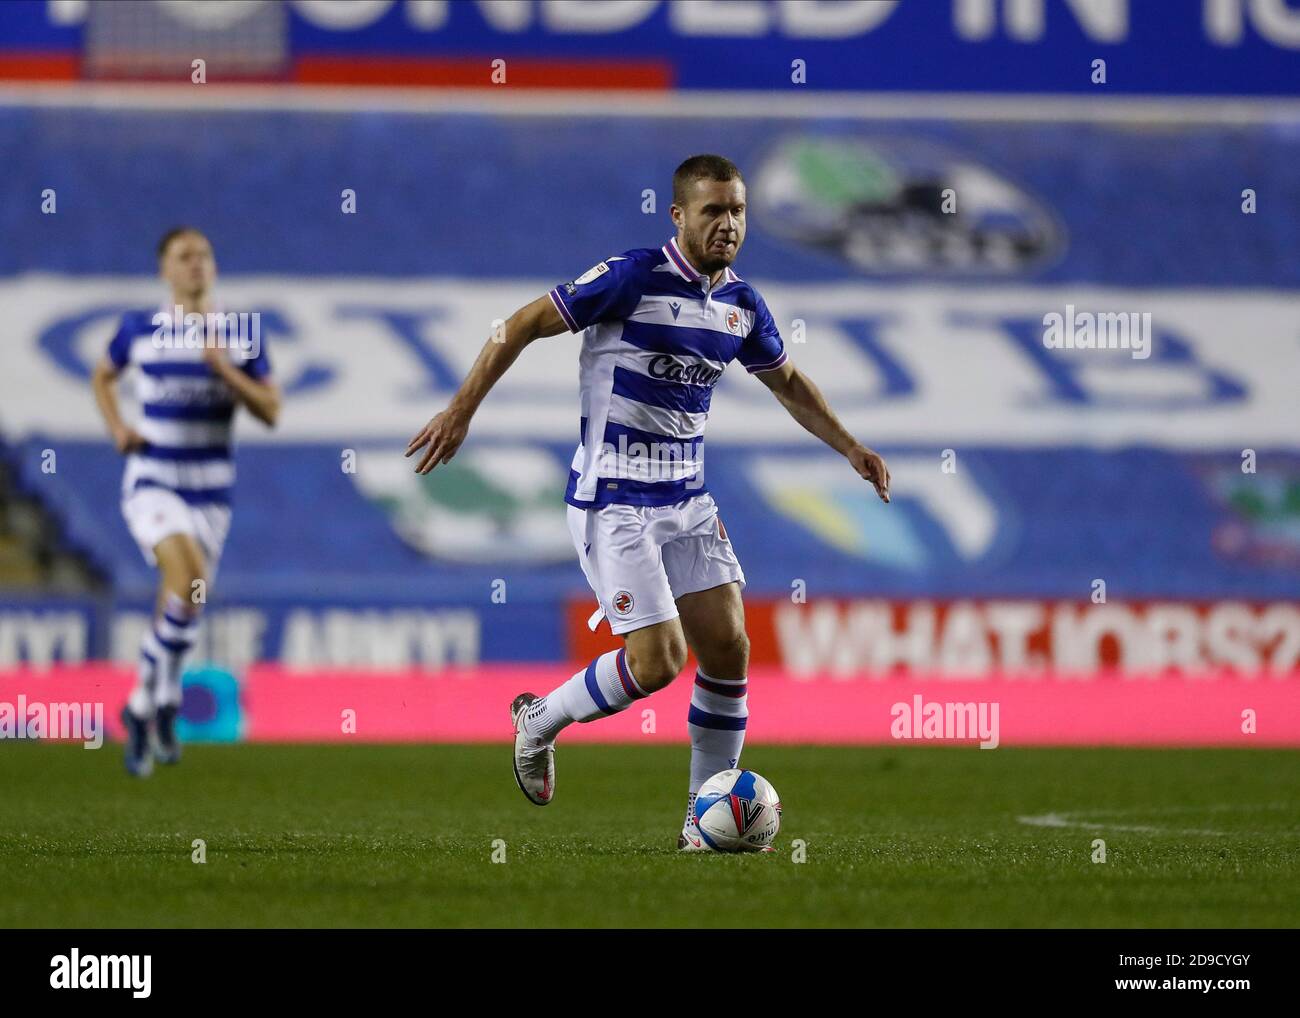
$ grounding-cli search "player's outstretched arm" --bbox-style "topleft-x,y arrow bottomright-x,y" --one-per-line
405,293 -> 568,475
756,360 -> 890,503
90,355 -> 146,454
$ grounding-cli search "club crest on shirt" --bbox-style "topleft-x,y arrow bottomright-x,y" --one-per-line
611,590 -> 635,615
725,308 -> 741,333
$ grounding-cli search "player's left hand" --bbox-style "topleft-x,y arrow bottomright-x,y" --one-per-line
849,445 -> 890,503
405,406 -> 471,474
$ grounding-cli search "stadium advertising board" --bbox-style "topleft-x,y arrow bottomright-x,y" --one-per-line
3,0 -> 1300,94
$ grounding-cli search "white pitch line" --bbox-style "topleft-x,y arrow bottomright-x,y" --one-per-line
1017,803 -> 1300,837
1017,812 -> 1230,837
0,82 -> 1299,124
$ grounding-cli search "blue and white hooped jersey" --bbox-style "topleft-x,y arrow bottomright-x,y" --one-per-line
106,307 -> 272,506
549,237 -> 787,509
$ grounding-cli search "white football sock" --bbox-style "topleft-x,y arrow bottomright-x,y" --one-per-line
151,594 -> 200,710
524,648 -> 647,743
127,628 -> 163,719
685,670 -> 748,825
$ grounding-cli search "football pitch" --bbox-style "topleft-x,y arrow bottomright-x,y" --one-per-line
2,742 -> 1297,928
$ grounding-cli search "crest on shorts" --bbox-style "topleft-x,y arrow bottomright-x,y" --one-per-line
611,590 -> 635,615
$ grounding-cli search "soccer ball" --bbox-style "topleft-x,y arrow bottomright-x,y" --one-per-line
693,769 -> 782,852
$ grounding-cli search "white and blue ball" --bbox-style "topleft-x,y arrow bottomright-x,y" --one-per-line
693,769 -> 782,852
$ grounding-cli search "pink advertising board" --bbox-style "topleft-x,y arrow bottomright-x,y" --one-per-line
3,665 -> 1294,746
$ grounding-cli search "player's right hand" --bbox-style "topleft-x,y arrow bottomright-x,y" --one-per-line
405,408 -> 470,474
113,426 -> 147,454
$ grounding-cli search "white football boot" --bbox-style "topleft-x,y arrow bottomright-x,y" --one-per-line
510,693 -> 555,806
678,796 -> 709,851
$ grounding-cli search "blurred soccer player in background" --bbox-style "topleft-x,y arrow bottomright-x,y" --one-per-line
407,155 -> 889,849
91,228 -> 279,776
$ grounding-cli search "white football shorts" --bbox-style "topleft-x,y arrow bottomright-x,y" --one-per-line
568,492 -> 745,636
121,486 -> 231,575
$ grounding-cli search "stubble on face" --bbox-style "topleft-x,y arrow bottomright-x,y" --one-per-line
676,178 -> 746,276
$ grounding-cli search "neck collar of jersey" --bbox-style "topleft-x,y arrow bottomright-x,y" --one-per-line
663,237 -> 740,289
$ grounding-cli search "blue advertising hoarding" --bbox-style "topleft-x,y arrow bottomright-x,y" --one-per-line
1,1 -> 1300,95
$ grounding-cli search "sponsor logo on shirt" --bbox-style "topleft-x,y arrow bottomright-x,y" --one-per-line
646,354 -> 721,387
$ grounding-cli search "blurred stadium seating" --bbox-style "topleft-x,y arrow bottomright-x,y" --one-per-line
0,0 -> 1297,744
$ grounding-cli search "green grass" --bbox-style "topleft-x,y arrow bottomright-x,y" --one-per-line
1,742 -> 1298,927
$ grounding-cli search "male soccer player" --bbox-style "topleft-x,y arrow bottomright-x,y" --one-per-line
91,227 -> 279,777
406,155 -> 889,849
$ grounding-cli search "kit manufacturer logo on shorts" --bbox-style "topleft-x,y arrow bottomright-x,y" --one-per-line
611,590 -> 635,615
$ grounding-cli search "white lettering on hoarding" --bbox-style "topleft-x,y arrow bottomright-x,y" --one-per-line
774,599 -> 1300,677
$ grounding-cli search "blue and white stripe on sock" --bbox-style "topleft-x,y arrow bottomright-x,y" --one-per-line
152,594 -> 199,710
525,648 -> 648,743
687,670 -> 748,819
127,629 -> 163,719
